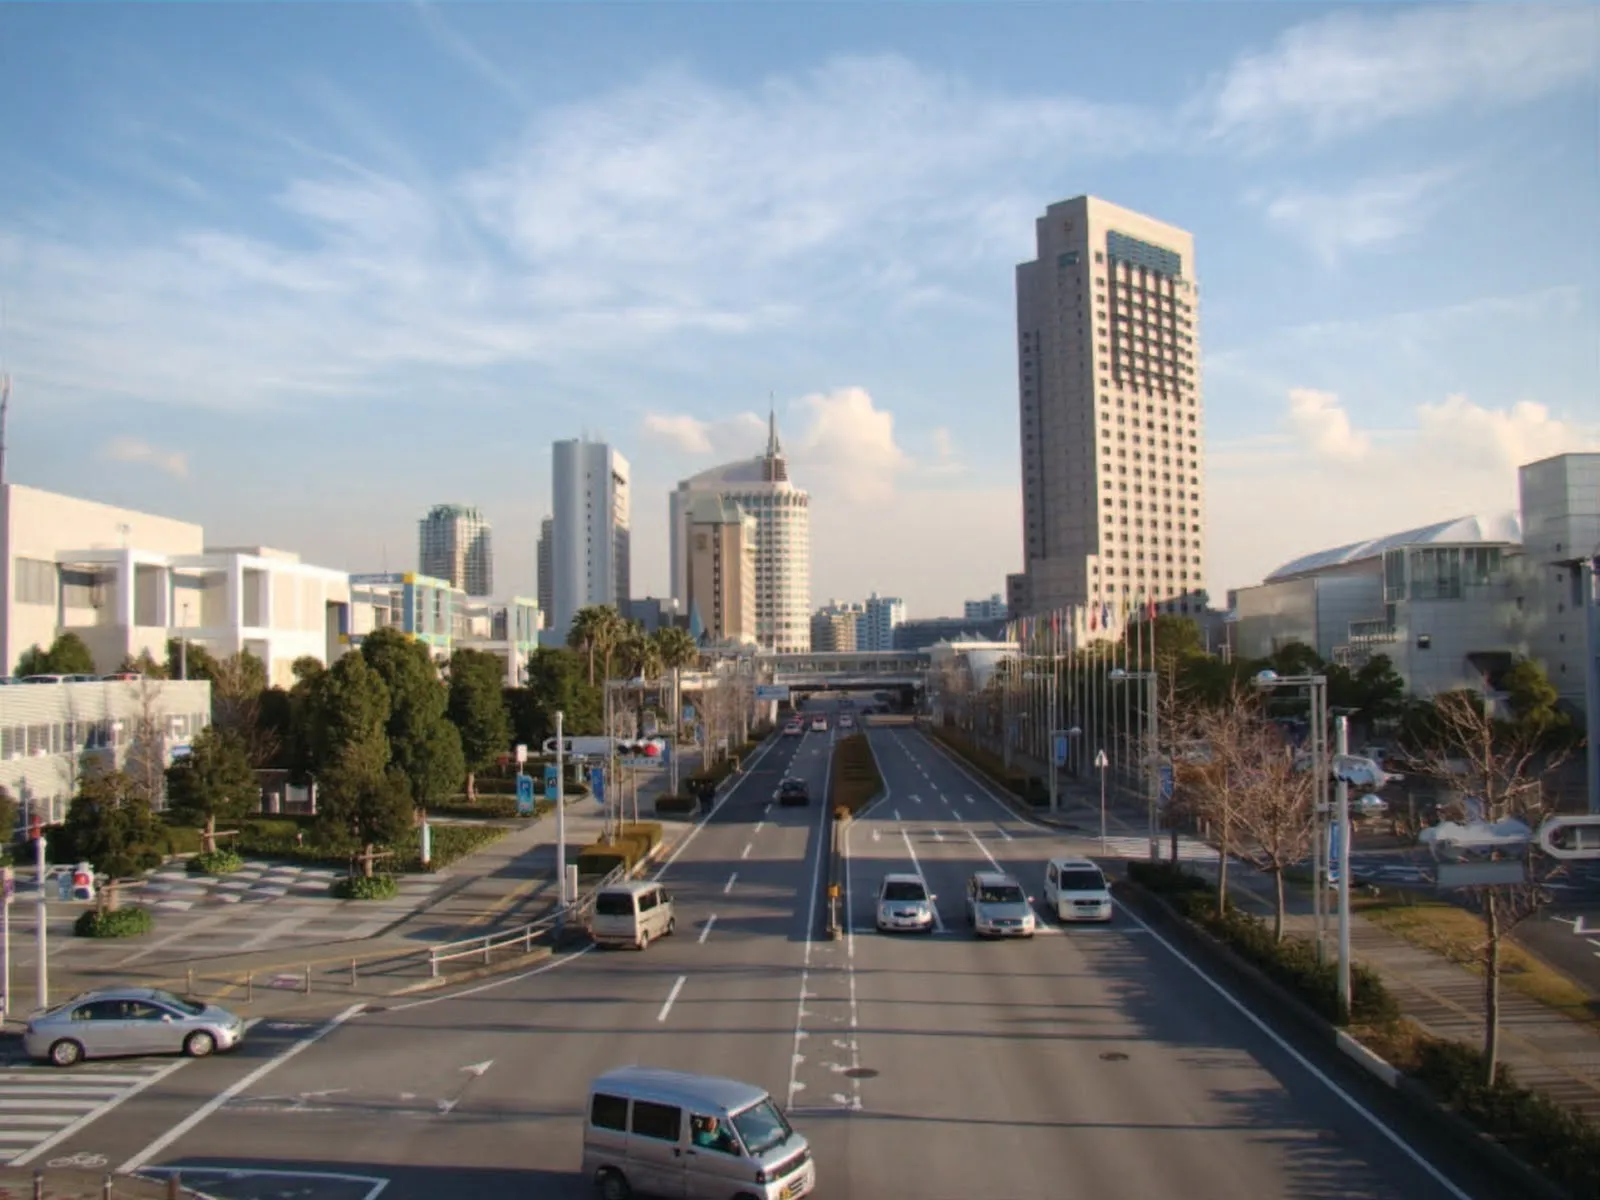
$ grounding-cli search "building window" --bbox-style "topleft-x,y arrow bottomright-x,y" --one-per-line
14,557 -> 56,606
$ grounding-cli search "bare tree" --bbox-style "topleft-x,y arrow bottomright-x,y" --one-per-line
1408,689 -> 1566,1086
1176,697 -> 1254,916
122,677 -> 170,808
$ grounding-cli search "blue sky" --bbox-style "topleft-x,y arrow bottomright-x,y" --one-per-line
1,1 -> 1596,617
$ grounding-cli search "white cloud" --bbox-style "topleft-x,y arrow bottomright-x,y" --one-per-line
640,410 -> 767,458
100,436 -> 188,477
1209,392 -> 1600,594
788,387 -> 909,503
1203,5 -> 1598,149
1254,168 -> 1456,265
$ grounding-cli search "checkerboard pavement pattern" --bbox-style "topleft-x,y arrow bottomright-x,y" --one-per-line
138,861 -> 445,912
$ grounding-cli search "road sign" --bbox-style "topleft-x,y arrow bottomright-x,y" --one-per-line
516,774 -> 536,816
682,705 -> 695,722
755,685 -> 790,702
515,744 -> 528,765
169,744 -> 192,760
1159,765 -> 1174,802
542,764 -> 559,802
1327,821 -> 1341,886
1094,749 -> 1108,769
1053,735 -> 1069,768
589,767 -> 605,804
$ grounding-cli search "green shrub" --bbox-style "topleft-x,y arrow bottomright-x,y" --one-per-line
186,849 -> 244,876
426,795 -> 522,819
406,823 -> 505,872
576,842 -> 634,876
654,793 -> 697,815
330,873 -> 399,901
74,907 -> 154,938
156,823 -> 203,856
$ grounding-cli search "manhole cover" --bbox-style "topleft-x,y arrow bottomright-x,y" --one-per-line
1099,1051 -> 1129,1062
842,1067 -> 879,1079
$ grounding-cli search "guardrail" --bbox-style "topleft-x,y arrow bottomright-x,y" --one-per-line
426,863 -> 629,977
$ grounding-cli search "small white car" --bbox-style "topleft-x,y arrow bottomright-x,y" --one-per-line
783,719 -> 804,736
876,874 -> 935,934
810,715 -> 828,733
1043,857 -> 1113,923
838,713 -> 855,730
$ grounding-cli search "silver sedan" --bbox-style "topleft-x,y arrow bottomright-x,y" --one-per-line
23,987 -> 246,1067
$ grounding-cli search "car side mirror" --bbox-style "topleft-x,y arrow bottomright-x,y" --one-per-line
161,1014 -> 174,1022
1028,896 -> 1036,904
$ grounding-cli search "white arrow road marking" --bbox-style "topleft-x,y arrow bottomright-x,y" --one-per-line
658,976 -> 687,1022
699,914 -> 718,944
724,872 -> 738,893
459,1061 -> 494,1077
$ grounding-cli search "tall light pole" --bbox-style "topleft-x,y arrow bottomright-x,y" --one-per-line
1254,669 -> 1331,962
1333,713 -> 1353,1019
1109,668 -> 1159,860
1555,554 -> 1600,815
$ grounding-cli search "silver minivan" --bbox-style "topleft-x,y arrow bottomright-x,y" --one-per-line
584,1067 -> 816,1200
591,881 -> 676,950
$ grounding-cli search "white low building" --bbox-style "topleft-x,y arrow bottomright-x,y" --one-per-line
2,484 -> 350,687
0,678 -> 212,824
457,596 -> 543,686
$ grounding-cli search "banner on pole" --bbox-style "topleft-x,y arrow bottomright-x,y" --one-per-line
516,774 -> 536,815
542,764 -> 559,803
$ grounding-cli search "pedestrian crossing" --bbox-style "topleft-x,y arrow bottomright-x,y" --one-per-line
0,1057 -> 187,1166
1078,834 -> 1220,863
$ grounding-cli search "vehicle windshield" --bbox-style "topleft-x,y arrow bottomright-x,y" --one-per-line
782,780 -> 805,790
149,989 -> 206,1016
594,892 -> 634,916
979,885 -> 1025,905
730,1097 -> 792,1157
1059,871 -> 1106,892
881,881 -> 926,902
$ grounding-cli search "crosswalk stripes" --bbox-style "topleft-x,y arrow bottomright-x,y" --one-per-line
0,1058 -> 189,1166
1093,834 -> 1220,863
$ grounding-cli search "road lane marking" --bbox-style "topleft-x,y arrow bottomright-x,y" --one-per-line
754,821 -> 765,834
788,734 -> 838,1109
389,944 -> 596,1012
1116,902 -> 1473,1200
965,794 -> 976,805
899,829 -> 945,933
911,794 -> 922,804
741,843 -> 753,860
652,733 -> 783,878
894,808 -> 902,821
698,914 -> 718,944
8,1060 -> 191,1167
724,872 -> 738,894
995,825 -> 1013,841
118,1003 -> 366,1174
969,829 -> 1003,871
658,976 -> 687,1022
933,829 -> 944,843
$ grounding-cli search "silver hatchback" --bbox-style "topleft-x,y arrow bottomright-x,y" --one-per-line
23,987 -> 246,1067
966,872 -> 1037,938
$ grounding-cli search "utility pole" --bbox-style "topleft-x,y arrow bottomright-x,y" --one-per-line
1335,714 -> 1353,1020
555,709 -> 566,906
34,807 -> 48,1010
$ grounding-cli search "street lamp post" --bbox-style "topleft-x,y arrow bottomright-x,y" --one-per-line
1253,669 -> 1332,965
1109,668 -> 1159,861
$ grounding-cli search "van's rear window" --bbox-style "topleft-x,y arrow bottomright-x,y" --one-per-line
595,893 -> 634,916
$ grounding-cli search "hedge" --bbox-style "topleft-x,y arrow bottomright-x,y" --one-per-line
187,849 -> 244,876
1126,860 -> 1397,1026
620,821 -> 663,852
75,907 -> 154,939
236,817 -> 505,874
425,796 -> 558,820
331,873 -> 400,901
576,841 -> 638,876
929,726 -> 1048,804
654,794 -> 698,816
830,734 -> 883,816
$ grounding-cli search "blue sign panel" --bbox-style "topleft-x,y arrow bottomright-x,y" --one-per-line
590,767 -> 606,805
516,774 -> 535,815
543,764 -> 560,802
1159,764 -> 1175,801
1053,735 -> 1069,768
682,705 -> 695,722
1327,821 -> 1342,886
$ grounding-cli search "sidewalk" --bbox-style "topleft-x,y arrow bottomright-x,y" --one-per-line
1,751 -> 702,1028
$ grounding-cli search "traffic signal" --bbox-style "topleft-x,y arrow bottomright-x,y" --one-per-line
615,739 -> 665,759
71,862 -> 96,902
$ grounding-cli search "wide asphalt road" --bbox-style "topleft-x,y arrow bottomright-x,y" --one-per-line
35,705 -> 1494,1200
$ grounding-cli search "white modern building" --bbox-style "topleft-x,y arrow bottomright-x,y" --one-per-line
861,593 -> 906,652
1014,195 -> 1207,619
1,678 -> 213,824
1517,453 -> 1600,710
670,412 -> 811,652
550,438 -> 631,640
419,504 -> 493,597
457,596 -> 543,686
1,484 -> 350,687
964,594 -> 1008,621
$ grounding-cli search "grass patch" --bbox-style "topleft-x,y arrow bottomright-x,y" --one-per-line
186,849 -> 244,876
830,733 -> 883,816
1354,892 -> 1599,1029
74,907 -> 154,938
331,874 -> 399,901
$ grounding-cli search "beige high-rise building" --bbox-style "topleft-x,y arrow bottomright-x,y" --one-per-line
1015,196 -> 1207,619
685,494 -> 758,646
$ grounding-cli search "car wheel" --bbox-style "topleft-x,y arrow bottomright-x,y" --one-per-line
666,916 -> 676,936
48,1039 -> 84,1067
595,1168 -> 632,1200
637,931 -> 649,951
185,1030 -> 217,1058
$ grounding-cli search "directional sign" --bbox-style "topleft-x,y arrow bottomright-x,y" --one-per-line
1327,821 -> 1341,886
516,774 -> 536,815
590,767 -> 606,805
1159,765 -> 1175,802
1053,735 -> 1069,767
682,705 -> 695,722
542,765 -> 559,802
1094,749 -> 1108,769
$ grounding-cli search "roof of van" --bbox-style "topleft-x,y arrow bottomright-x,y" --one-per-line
591,1066 -> 767,1112
595,880 -> 661,896
1050,856 -> 1101,871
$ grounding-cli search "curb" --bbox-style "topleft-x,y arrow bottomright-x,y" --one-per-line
1118,880 -> 1573,1200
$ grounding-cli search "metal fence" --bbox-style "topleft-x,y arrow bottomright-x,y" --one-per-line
426,863 -> 628,977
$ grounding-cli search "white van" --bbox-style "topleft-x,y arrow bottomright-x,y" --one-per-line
1043,857 -> 1113,923
584,1066 -> 816,1200
590,882 -> 676,950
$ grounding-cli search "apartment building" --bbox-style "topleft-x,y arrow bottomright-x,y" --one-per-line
684,495 -> 758,647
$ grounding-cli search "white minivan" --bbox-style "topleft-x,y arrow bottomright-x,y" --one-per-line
584,1066 -> 816,1200
1043,857 -> 1113,923
590,882 -> 676,950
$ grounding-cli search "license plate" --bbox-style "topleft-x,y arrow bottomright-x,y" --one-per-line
781,1182 -> 802,1200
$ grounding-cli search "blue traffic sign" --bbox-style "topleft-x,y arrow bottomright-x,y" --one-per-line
1328,821 -> 1342,886
1158,765 -> 1175,803
543,764 -> 559,802
590,766 -> 606,805
516,774 -> 535,815
1053,735 -> 1069,768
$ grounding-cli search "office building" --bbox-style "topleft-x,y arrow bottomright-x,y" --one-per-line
628,597 -> 683,635
550,438 -> 631,639
419,504 -> 493,597
684,495 -> 758,646
861,593 -> 906,651
457,596 -> 543,686
1517,453 -> 1600,709
345,572 -> 464,660
1015,195 -> 1206,618
670,411 -> 811,652
1,484 -> 350,687
536,516 -> 554,628
965,594 -> 1008,621
811,608 -> 859,653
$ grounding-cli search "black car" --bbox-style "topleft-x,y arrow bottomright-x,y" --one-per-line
777,778 -> 810,806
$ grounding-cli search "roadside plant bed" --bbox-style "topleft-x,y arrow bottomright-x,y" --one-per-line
186,849 -> 244,876
1356,1022 -> 1600,1198
330,873 -> 399,901
576,835 -> 649,876
239,818 -> 506,874
830,733 -> 883,816
74,907 -> 154,939
653,793 -> 698,817
928,727 -> 1047,804
1126,861 -> 1398,1027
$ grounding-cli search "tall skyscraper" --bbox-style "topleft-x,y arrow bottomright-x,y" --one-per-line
1015,196 -> 1206,618
684,494 -> 758,646
418,504 -> 493,597
550,438 -> 630,639
536,516 -> 554,628
670,410 -> 811,652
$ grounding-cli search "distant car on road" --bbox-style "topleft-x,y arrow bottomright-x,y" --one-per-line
876,874 -> 936,934
777,777 -> 811,806
24,987 -> 246,1066
783,718 -> 804,736
965,872 -> 1036,938
810,715 -> 828,733
838,713 -> 855,730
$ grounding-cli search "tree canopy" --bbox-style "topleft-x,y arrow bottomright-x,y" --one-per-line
15,632 -> 96,677
64,763 -> 163,878
165,727 -> 259,851
448,648 -> 512,798
359,628 -> 464,807
510,647 -> 602,744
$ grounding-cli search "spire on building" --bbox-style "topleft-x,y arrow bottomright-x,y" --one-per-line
762,394 -> 788,482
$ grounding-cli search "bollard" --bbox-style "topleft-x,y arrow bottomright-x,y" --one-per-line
103,1172 -> 113,1200
482,937 -> 491,965
186,967 -> 195,993
524,926 -> 531,953
246,972 -> 253,1004
167,1172 -> 181,1200
349,958 -> 357,987
33,1168 -> 43,1200
303,964 -> 311,994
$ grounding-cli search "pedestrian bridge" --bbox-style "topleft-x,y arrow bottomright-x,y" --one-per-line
755,650 -> 929,688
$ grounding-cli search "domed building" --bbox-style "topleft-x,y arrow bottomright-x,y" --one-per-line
669,412 -> 811,652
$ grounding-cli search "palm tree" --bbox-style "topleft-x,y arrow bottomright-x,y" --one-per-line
652,626 -> 699,673
568,605 -> 622,685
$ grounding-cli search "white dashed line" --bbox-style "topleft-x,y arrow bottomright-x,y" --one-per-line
724,872 -> 738,893
741,843 -> 753,860
698,915 -> 717,944
658,975 -> 687,1022
899,829 -> 945,933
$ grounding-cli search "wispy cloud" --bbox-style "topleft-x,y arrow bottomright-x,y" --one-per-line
641,411 -> 766,457
410,1 -> 529,108
1201,5 -> 1598,150
100,436 -> 188,477
1285,388 -> 1370,462
1252,167 -> 1457,266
